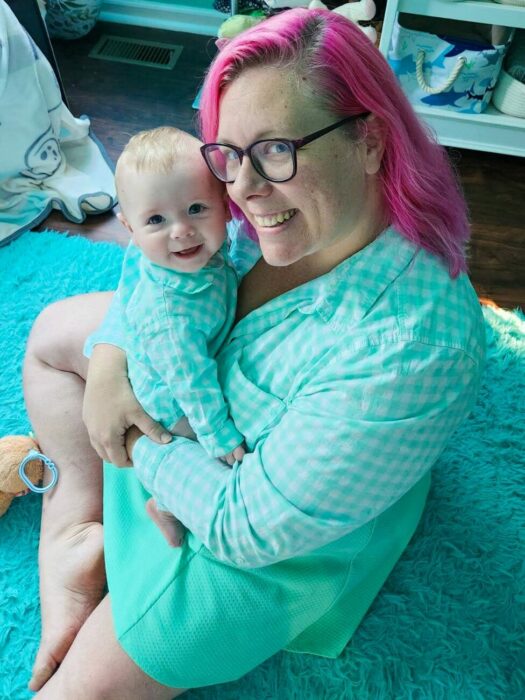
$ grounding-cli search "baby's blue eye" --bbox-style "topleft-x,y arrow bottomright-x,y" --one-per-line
147,214 -> 164,225
188,203 -> 205,215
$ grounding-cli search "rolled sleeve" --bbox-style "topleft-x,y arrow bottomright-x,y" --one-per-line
198,419 -> 244,457
131,342 -> 483,569
84,242 -> 142,358
83,287 -> 125,357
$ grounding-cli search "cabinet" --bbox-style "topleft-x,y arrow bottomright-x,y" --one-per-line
378,0 -> 525,156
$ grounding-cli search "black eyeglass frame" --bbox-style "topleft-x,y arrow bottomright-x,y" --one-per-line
200,113 -> 371,184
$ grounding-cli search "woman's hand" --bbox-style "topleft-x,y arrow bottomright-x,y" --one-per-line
124,425 -> 144,463
83,344 -> 171,467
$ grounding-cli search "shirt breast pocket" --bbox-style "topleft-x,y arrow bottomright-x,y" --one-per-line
223,359 -> 286,450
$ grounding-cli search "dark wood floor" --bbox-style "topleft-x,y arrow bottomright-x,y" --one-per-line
38,21 -> 525,310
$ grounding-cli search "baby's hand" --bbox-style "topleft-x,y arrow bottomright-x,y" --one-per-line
221,444 -> 246,466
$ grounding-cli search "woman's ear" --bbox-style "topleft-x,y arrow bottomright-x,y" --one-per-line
224,194 -> 233,223
362,114 -> 386,176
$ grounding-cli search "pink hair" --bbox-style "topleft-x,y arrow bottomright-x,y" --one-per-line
199,8 -> 470,277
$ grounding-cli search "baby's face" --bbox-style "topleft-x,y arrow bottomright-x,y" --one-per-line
118,158 -> 230,272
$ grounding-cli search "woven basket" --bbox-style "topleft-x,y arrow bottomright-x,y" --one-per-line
493,69 -> 525,117
493,29 -> 525,117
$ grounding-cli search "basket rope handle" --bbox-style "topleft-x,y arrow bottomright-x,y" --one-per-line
416,50 -> 466,95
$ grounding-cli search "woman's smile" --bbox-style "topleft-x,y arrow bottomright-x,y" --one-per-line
219,66 -> 384,271
252,208 -> 297,229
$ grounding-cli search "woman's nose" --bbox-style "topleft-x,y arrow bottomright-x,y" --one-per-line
228,156 -> 272,202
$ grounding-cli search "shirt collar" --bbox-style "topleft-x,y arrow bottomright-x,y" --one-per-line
142,246 -> 227,295
230,227 -> 418,339
297,227 -> 418,324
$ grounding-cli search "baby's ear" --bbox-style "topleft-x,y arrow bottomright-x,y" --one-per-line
117,211 -> 133,233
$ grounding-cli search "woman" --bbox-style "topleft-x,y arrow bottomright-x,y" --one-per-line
25,8 -> 485,698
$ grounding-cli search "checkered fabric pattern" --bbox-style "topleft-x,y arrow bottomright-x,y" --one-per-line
90,226 -> 486,569
114,243 -> 242,458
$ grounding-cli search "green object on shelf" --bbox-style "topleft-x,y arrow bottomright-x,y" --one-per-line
218,12 -> 265,39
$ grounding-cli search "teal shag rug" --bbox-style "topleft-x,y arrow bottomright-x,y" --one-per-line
0,231 -> 524,700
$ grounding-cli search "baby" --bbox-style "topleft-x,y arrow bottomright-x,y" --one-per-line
113,126 -> 245,546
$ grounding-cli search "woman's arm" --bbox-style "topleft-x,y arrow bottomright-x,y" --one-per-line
131,341 -> 483,568
83,344 -> 173,466
82,245 -> 173,466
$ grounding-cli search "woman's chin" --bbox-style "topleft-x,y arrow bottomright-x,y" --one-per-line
256,236 -> 300,268
260,242 -> 301,267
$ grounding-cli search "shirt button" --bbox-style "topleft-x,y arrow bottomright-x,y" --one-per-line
205,274 -> 214,283
235,556 -> 246,565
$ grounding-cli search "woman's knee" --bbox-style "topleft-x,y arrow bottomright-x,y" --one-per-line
25,293 -> 113,374
26,299 -> 83,373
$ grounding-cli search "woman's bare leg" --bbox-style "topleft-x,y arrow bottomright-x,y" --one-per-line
35,595 -> 185,700
23,292 -> 113,691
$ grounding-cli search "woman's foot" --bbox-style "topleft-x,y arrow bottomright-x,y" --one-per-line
29,521 -> 105,692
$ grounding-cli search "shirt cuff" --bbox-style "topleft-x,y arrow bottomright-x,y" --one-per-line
83,336 -> 125,359
83,291 -> 126,358
132,434 -> 164,495
131,434 -> 230,525
198,421 -> 243,458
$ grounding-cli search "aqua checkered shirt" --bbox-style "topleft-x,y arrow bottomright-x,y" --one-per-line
87,224 -> 486,568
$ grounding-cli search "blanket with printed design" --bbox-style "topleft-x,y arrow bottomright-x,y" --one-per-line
0,0 -> 116,245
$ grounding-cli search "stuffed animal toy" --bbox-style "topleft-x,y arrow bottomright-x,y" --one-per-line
217,11 -> 267,40
309,0 -> 377,42
262,0 -> 377,43
0,435 -> 56,517
217,1 -> 377,53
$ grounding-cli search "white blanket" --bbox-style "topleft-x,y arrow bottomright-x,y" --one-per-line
0,0 -> 116,245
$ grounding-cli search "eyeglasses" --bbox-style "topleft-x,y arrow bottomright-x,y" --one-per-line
200,113 -> 370,184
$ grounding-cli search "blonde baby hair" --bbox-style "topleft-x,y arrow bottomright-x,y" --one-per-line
115,126 -> 203,182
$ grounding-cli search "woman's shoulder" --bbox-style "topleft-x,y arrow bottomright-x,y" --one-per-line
397,242 -> 485,363
327,228 -> 485,366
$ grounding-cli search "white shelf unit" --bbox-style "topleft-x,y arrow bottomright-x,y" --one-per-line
379,0 -> 525,156
100,1 -> 224,36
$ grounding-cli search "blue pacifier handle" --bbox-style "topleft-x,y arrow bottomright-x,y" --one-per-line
18,450 -> 58,493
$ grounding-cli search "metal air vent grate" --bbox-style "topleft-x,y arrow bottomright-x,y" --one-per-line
89,35 -> 183,70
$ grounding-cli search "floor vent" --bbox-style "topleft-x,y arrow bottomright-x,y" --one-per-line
89,35 -> 183,70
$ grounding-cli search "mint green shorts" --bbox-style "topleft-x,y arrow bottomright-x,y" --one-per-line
103,464 -> 430,688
